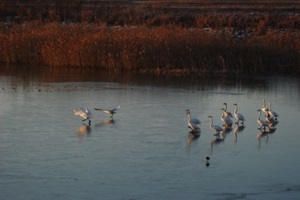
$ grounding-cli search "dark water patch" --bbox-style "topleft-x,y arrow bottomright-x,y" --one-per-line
269,184 -> 300,194
212,184 -> 300,200
1,64 -> 294,93
213,192 -> 254,200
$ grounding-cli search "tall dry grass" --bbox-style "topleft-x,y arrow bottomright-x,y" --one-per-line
0,0 -> 300,75
0,22 -> 299,75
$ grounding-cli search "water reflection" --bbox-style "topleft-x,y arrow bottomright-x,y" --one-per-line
187,132 -> 200,152
95,118 -> 115,128
233,125 -> 246,143
222,125 -> 233,136
210,132 -> 225,155
257,128 -> 277,149
2,64 -> 300,95
75,124 -> 92,140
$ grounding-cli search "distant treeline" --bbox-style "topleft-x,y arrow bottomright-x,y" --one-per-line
0,0 -> 299,75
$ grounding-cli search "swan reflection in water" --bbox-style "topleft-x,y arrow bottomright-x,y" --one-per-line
210,131 -> 225,155
257,128 -> 277,149
75,124 -> 92,140
233,125 -> 246,143
222,125 -> 233,137
95,118 -> 115,128
187,131 -> 201,152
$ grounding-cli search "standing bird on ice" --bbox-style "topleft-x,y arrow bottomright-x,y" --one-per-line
185,109 -> 201,125
257,109 -> 269,130
233,103 -> 246,125
265,109 -> 278,128
185,109 -> 200,133
220,108 -> 233,127
208,116 -> 223,137
267,102 -> 279,121
222,103 -> 234,118
94,105 -> 120,119
73,107 -> 93,125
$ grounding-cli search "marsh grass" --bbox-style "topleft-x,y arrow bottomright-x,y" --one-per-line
0,0 -> 300,75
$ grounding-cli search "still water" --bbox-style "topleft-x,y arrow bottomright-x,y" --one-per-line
0,66 -> 300,200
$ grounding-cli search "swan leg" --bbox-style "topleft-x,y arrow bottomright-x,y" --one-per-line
214,132 -> 220,138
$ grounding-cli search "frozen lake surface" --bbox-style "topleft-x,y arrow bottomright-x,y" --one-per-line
0,66 -> 300,200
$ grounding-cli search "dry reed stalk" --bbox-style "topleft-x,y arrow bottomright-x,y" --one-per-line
0,22 -> 299,75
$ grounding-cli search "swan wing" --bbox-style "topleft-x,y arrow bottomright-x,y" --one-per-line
191,117 -> 201,124
74,108 -> 87,119
214,125 -> 223,131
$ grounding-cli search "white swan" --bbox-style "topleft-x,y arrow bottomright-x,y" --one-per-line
185,109 -> 201,125
233,103 -> 246,125
220,108 -> 233,127
94,105 -> 120,119
73,107 -> 93,125
265,110 -> 278,128
257,109 -> 269,130
208,116 -> 223,137
223,103 -> 233,118
268,102 -> 279,120
186,109 -> 200,133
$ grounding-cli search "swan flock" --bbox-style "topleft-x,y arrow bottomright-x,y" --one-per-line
186,99 -> 279,137
73,99 -> 279,138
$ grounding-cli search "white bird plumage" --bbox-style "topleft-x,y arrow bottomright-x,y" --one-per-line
223,103 -> 233,118
261,98 -> 269,115
233,103 -> 245,125
208,115 -> 223,137
94,105 -> 120,119
257,109 -> 269,130
186,109 -> 200,133
73,107 -> 93,125
265,109 -> 278,128
185,109 -> 201,125
268,102 -> 279,120
220,108 -> 233,127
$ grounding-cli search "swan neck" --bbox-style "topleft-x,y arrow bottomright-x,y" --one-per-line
234,105 -> 238,114
187,113 -> 191,121
257,111 -> 261,120
262,99 -> 266,107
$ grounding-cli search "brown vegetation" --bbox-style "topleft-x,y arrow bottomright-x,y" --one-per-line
0,0 -> 299,75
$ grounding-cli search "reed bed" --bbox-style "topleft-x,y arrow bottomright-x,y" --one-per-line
0,0 -> 300,75
0,23 -> 299,75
